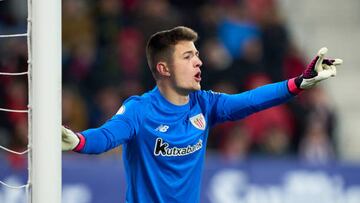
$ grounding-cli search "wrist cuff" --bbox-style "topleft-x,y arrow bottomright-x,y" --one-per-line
73,133 -> 86,152
287,78 -> 302,95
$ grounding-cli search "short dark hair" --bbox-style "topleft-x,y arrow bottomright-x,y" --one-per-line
146,26 -> 198,79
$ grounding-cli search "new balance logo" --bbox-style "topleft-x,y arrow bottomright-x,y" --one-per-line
155,124 -> 169,132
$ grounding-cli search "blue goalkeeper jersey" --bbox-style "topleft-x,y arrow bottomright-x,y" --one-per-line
77,80 -> 294,203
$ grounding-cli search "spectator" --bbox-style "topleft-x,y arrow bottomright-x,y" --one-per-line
220,123 -> 251,161
62,86 -> 89,131
298,87 -> 337,162
241,73 -> 294,153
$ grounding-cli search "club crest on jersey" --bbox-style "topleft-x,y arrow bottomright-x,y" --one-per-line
189,113 -> 206,130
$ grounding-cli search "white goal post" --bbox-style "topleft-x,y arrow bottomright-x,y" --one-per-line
30,0 -> 62,202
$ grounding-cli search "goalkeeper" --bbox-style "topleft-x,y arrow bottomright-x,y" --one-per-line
62,26 -> 342,203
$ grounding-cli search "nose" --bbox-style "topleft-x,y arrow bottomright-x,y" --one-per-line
195,56 -> 203,68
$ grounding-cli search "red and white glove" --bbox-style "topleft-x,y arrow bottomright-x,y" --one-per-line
288,47 -> 343,94
61,126 -> 84,151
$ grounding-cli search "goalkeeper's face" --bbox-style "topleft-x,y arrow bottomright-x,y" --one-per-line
168,40 -> 203,94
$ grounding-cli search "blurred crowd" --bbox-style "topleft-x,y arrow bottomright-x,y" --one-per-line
0,0 -> 338,165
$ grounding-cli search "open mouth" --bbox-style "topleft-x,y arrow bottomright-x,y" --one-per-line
194,72 -> 201,82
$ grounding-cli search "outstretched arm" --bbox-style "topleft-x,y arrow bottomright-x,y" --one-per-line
211,47 -> 342,123
61,117 -> 134,154
61,97 -> 141,154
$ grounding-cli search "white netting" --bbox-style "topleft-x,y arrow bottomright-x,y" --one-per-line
0,33 -> 27,38
0,0 -> 32,198
0,180 -> 28,189
0,71 -> 28,75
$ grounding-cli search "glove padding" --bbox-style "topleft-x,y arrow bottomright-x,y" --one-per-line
61,126 -> 80,151
296,47 -> 343,89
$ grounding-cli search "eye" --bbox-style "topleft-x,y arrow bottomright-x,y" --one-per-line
184,55 -> 191,59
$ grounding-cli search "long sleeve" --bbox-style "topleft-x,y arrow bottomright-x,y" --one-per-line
76,96 -> 141,154
208,80 -> 295,124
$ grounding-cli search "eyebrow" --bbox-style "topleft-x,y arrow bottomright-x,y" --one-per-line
182,50 -> 199,56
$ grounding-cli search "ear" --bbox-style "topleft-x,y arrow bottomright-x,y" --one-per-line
156,62 -> 171,77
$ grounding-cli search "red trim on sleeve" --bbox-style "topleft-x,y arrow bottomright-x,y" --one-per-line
73,133 -> 86,152
287,78 -> 302,95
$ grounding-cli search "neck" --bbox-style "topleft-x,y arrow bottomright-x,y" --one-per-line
157,81 -> 190,106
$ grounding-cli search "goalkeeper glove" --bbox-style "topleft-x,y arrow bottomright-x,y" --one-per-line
288,47 -> 343,94
61,126 -> 84,151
